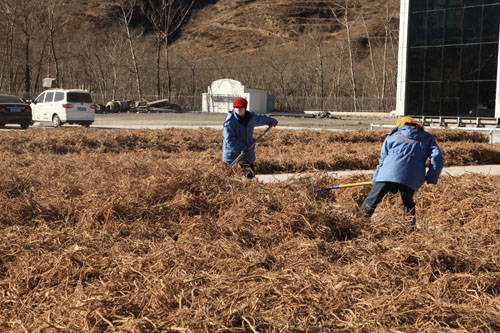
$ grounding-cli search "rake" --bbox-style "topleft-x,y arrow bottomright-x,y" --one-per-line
315,181 -> 372,192
230,126 -> 272,166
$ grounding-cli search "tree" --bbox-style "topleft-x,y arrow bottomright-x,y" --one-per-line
0,3 -> 17,93
360,10 -> 379,106
331,0 -> 361,112
304,25 -> 328,111
381,1 -> 398,111
175,45 -> 204,110
116,0 -> 144,101
102,28 -> 128,101
263,48 -> 293,111
145,0 -> 195,99
46,0 -> 63,86
2,0 -> 42,97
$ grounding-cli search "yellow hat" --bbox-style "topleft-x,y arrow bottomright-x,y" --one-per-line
396,116 -> 423,128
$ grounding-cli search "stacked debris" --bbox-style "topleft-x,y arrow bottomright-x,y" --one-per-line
0,130 -> 498,331
103,99 -> 182,113
134,99 -> 182,113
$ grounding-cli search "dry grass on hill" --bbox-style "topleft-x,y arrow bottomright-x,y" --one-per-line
0,128 -> 498,331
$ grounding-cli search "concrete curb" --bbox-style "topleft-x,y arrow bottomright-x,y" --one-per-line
256,165 -> 500,184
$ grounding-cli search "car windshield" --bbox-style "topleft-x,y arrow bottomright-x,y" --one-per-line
0,95 -> 24,103
67,92 -> 92,103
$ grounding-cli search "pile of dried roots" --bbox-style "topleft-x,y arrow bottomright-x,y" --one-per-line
0,128 -> 498,174
0,128 -> 498,331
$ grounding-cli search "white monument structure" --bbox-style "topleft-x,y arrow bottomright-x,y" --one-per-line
202,79 -> 273,113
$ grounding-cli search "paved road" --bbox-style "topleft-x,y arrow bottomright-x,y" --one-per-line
3,112 -> 499,143
90,123 -> 500,144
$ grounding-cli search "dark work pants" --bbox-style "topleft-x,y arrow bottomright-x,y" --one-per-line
360,182 -> 416,224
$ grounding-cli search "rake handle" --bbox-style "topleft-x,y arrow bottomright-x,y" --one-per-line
230,126 -> 272,166
316,181 -> 372,192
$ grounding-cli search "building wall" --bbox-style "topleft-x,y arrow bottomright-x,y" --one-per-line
246,89 -> 267,114
202,79 -> 270,113
397,0 -> 500,119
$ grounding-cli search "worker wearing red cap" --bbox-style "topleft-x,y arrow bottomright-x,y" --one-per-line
223,97 -> 278,178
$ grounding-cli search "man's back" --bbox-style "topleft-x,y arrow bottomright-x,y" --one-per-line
373,125 -> 443,190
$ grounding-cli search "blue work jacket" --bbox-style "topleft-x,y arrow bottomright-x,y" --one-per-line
372,125 -> 444,190
222,110 -> 277,164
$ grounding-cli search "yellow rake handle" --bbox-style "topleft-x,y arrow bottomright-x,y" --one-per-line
316,181 -> 372,191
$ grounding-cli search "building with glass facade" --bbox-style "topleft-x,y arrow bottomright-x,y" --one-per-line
396,0 -> 500,122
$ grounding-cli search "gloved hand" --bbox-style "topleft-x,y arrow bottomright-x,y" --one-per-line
271,119 -> 278,127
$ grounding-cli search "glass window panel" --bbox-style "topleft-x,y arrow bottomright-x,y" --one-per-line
409,12 -> 427,46
480,43 -> 499,80
406,82 -> 424,115
440,99 -> 459,116
443,46 -> 461,81
423,82 -> 441,115
425,47 -> 443,80
464,0 -> 483,5
477,81 -> 496,117
440,82 -> 460,116
445,8 -> 463,44
461,44 -> 480,80
0,95 -> 23,103
427,10 -> 445,45
54,92 -> 64,102
411,0 -> 427,12
459,82 -> 478,116
34,93 -> 45,103
67,92 -> 92,103
463,6 -> 483,43
407,48 -> 426,81
483,0 -> 500,4
447,0 -> 464,8
44,92 -> 54,102
482,4 -> 500,42
428,0 -> 448,10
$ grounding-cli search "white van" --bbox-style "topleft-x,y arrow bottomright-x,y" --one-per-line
31,89 -> 95,127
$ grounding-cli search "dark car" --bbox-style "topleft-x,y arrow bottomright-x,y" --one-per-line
0,94 -> 32,129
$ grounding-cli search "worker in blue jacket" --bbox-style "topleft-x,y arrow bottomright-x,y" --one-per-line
358,116 -> 444,226
223,97 -> 278,178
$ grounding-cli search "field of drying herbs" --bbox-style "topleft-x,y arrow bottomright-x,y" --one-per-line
0,128 -> 499,332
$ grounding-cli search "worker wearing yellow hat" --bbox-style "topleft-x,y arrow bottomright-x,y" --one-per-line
395,116 -> 423,128
358,116 -> 443,228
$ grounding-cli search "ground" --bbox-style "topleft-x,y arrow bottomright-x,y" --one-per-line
93,111 -> 396,129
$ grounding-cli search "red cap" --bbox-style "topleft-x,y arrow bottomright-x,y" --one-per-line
233,97 -> 248,109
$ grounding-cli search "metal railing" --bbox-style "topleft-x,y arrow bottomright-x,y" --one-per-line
370,124 -> 500,144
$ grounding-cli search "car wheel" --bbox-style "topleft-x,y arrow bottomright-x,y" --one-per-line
20,123 -> 29,129
0,124 -> 5,128
52,115 -> 61,127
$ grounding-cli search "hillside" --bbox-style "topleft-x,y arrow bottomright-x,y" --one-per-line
178,0 -> 400,54
1,0 -> 402,108
66,0 -> 400,56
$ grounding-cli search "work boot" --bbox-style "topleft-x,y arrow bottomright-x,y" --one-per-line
356,206 -> 374,219
411,222 -> 421,231
240,163 -> 256,179
246,165 -> 256,179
